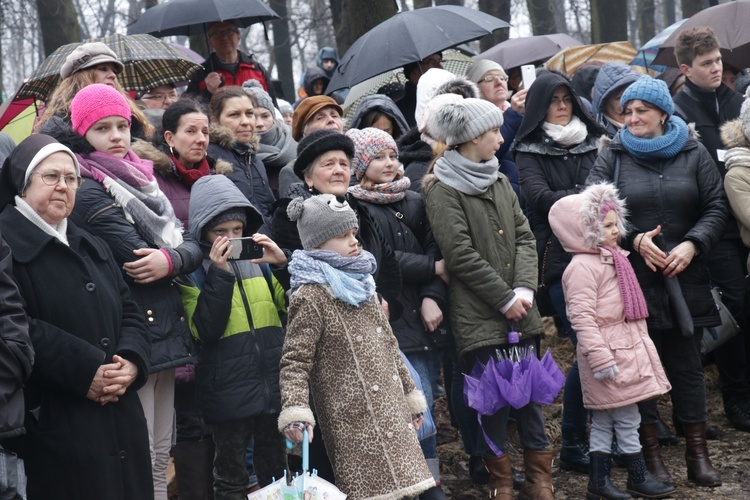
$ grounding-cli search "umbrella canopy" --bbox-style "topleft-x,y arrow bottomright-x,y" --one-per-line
327,5 -> 508,93
545,41 -> 638,76
127,0 -> 280,37
16,33 -> 203,102
653,1 -> 750,69
476,33 -> 582,70
630,19 -> 687,72
341,49 -> 475,126
0,93 -> 41,144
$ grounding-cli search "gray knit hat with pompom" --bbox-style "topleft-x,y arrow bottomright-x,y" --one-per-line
426,97 -> 504,146
287,194 -> 359,250
242,79 -> 275,114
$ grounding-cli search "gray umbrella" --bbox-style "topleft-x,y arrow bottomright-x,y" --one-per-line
476,34 -> 582,70
326,5 -> 508,93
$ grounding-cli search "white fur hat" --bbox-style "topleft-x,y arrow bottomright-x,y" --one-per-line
426,98 -> 504,146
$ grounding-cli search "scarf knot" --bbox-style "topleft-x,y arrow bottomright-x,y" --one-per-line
348,177 -> 411,204
289,249 -> 377,307
619,116 -> 689,160
433,149 -> 498,195
603,246 -> 649,320
170,155 -> 210,188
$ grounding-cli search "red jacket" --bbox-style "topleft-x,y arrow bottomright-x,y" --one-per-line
186,51 -> 277,103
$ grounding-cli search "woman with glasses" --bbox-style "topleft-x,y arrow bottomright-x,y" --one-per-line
513,71 -> 606,476
186,21 -> 276,106
44,83 -> 202,500
0,134 -> 154,500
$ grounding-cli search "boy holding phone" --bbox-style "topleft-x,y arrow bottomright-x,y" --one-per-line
177,175 -> 289,496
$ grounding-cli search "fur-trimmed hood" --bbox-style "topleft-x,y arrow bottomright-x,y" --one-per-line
549,182 -> 629,254
720,118 -> 749,149
131,139 -> 233,177
208,123 -> 260,152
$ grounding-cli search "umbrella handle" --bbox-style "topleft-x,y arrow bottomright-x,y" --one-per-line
302,429 -> 309,473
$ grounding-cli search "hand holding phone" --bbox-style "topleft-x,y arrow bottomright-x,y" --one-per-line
521,64 -> 536,90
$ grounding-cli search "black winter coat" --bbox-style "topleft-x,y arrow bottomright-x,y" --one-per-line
0,232 -> 32,441
357,191 -> 451,351
586,133 -> 727,330
272,191 -> 403,320
208,126 -> 276,228
70,179 -> 200,373
515,133 -> 600,285
399,128 -> 434,194
0,208 -> 153,500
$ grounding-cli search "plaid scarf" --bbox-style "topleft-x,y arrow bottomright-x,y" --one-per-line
347,177 -> 411,204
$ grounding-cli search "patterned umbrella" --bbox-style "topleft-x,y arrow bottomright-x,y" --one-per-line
16,33 -> 203,101
545,41 -> 638,77
631,19 -> 687,72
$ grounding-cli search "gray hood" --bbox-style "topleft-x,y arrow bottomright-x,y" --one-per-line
349,94 -> 410,139
592,62 -> 640,116
188,175 -> 263,243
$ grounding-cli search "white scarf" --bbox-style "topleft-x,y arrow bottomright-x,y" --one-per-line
541,115 -> 589,147
15,196 -> 69,246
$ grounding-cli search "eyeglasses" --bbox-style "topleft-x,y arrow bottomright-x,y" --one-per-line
35,171 -> 82,190
142,92 -> 178,102
208,29 -> 239,39
479,74 -> 508,84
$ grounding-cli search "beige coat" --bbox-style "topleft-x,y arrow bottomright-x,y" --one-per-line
721,118 -> 750,272
278,284 -> 434,500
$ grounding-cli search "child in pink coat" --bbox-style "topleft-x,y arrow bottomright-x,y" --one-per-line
549,183 -> 674,500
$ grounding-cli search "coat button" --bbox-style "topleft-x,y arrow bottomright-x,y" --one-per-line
180,316 -> 185,322
408,423 -> 414,430
372,385 -> 379,392
148,317 -> 154,323
356,335 -> 363,342
506,263 -> 511,268
100,338 -> 111,348
393,374 -> 399,381
119,451 -> 127,459
85,282 -> 96,292
147,310 -> 153,315
386,431 -> 394,438
498,229 -> 504,235
376,327 -> 382,333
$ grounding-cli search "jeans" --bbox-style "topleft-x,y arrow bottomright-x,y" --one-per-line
705,237 -> 750,404
405,350 -> 439,459
590,405 -> 641,454
463,343 -> 549,456
548,281 -> 588,438
244,437 -> 258,489
638,327 -> 707,424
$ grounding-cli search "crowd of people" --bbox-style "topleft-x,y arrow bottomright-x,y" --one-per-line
1,18 -> 750,500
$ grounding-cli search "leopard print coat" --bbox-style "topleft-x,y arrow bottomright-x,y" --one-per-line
278,284 -> 434,500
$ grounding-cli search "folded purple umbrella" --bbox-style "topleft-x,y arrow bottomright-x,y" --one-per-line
491,352 -> 532,409
527,349 -> 566,405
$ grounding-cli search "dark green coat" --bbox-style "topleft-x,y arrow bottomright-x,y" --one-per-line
423,173 -> 542,358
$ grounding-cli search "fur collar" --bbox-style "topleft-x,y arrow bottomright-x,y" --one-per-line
209,123 -> 260,152
422,172 -> 439,195
131,139 -> 233,177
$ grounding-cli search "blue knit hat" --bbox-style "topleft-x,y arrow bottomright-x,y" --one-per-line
620,76 -> 674,116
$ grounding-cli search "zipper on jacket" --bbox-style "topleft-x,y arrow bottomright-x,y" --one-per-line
87,203 -> 118,224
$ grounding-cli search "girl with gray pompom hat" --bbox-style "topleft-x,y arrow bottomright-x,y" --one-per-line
278,193 -> 436,500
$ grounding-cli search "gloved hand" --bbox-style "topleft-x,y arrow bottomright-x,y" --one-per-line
283,421 -> 314,443
593,364 -> 620,381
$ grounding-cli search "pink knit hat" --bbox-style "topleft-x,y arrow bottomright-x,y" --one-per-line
70,83 -> 132,136
345,127 -> 398,180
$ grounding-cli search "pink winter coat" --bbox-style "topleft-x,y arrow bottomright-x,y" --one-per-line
549,184 -> 670,410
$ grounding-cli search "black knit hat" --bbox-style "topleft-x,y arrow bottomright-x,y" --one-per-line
293,129 -> 355,180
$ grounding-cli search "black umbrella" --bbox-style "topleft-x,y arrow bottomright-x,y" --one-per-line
127,0 -> 280,37
476,34 -> 582,70
326,5 -> 509,93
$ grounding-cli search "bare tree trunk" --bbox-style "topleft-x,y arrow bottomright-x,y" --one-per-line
663,0 -> 676,25
329,0 -> 395,56
36,0 -> 81,55
527,0 -> 557,36
478,0 -> 510,52
269,0 -> 295,102
637,0 -> 655,44
551,1 -> 567,34
311,0 -> 335,49
435,0 -> 464,5
590,0 -> 628,43
100,0 -> 117,37
681,0 -> 704,18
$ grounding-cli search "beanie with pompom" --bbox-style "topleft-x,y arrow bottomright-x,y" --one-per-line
426,97 -> 504,146
287,194 -> 358,250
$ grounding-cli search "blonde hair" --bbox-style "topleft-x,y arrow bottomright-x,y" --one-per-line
360,169 -> 405,190
40,67 -> 154,138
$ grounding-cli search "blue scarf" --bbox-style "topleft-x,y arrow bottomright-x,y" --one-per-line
289,249 -> 377,307
619,115 -> 689,161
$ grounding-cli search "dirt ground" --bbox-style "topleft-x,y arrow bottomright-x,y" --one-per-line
437,318 -> 750,499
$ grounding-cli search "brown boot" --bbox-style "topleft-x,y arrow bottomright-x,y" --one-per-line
639,423 -> 675,486
482,454 -> 513,499
683,422 -> 721,486
517,450 -> 554,500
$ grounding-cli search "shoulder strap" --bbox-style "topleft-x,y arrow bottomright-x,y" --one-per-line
613,152 -> 621,187
230,260 -> 255,333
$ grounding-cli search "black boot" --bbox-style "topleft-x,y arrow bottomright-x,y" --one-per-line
469,455 -> 490,485
655,414 -> 678,446
624,452 -> 675,499
419,485 -> 448,499
586,452 -> 630,500
560,428 -> 590,474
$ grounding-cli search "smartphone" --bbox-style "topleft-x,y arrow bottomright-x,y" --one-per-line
521,64 -> 536,90
227,237 -> 264,260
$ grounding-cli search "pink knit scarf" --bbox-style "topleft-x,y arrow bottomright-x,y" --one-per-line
603,246 -> 649,320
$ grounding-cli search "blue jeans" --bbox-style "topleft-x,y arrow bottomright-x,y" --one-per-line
548,281 -> 588,437
244,437 -> 258,489
406,350 -> 439,459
